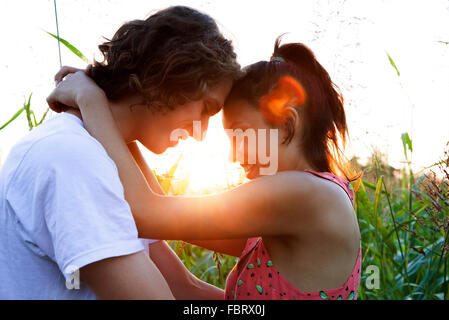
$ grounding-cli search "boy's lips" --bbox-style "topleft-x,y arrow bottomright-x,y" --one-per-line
168,135 -> 188,147
169,139 -> 179,147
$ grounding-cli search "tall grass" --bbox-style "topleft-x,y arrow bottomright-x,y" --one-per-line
354,139 -> 449,299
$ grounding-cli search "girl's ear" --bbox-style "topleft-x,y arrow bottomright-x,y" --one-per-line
281,106 -> 300,145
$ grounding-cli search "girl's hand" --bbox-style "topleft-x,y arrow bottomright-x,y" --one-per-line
46,65 -> 106,113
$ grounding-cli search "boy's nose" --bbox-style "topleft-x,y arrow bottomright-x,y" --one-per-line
228,147 -> 236,163
192,120 -> 208,142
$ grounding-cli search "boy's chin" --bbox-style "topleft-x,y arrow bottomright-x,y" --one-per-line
152,145 -> 169,154
139,141 -> 168,155
140,138 -> 180,154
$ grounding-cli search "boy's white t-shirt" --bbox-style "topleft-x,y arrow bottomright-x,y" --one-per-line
0,113 -> 158,299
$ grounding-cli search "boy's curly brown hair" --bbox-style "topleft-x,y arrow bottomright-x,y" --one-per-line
90,6 -> 240,111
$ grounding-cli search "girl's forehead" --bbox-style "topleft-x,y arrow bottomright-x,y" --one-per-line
222,100 -> 264,128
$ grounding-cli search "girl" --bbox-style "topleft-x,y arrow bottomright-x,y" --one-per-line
48,38 -> 361,300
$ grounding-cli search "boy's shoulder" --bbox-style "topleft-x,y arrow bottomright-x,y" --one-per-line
2,113 -> 114,182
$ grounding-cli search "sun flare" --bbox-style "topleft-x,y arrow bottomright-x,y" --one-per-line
141,112 -> 247,195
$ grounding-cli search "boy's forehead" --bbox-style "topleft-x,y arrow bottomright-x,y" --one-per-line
208,78 -> 234,102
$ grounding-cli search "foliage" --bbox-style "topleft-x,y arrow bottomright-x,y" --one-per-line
354,141 -> 449,300
0,94 -> 49,132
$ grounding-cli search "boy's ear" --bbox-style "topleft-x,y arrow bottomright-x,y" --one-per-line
281,106 -> 300,145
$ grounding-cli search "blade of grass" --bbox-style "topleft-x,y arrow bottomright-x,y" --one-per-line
29,110 -> 38,127
0,107 -> 25,130
362,180 -> 391,196
24,94 -> 33,131
37,108 -> 50,125
429,229 -> 449,298
53,0 -> 62,67
381,178 -> 412,295
160,154 -> 183,194
374,176 -> 383,218
387,52 -> 400,77
45,31 -> 90,64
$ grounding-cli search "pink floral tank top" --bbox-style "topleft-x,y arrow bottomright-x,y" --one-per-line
224,170 -> 361,300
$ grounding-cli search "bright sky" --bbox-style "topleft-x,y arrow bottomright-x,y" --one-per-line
1,0 -> 448,192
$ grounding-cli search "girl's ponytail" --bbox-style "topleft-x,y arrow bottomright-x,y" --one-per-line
273,37 -> 360,182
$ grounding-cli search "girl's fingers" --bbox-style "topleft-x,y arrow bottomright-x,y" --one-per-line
46,91 -> 70,113
46,94 -> 63,113
54,66 -> 83,85
85,64 -> 93,75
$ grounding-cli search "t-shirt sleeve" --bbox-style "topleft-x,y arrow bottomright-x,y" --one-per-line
6,133 -> 144,277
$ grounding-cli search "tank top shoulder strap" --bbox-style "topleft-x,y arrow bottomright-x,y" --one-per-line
303,169 -> 355,206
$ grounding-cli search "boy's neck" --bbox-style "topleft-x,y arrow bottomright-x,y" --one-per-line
65,97 -> 141,144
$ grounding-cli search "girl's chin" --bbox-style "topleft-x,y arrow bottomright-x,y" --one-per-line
244,164 -> 260,180
245,165 -> 279,180
168,139 -> 180,148
151,143 -> 171,154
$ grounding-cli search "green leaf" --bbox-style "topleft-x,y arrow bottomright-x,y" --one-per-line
160,154 -> 183,194
45,31 -> 90,64
23,93 -> 34,131
0,107 -> 25,130
374,175 -> 384,217
401,132 -> 413,159
387,52 -> 400,77
37,108 -> 50,125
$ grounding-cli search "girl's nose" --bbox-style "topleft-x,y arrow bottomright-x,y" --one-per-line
228,145 -> 235,162
232,139 -> 245,164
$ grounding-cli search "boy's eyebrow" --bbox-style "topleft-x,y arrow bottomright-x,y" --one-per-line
226,120 -> 247,130
206,98 -> 222,115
